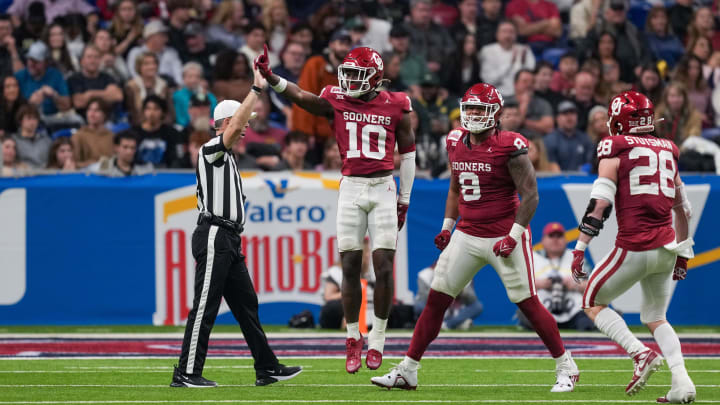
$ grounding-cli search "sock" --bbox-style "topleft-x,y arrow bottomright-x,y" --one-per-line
346,322 -> 361,340
368,316 -> 388,352
400,355 -> 420,371
407,289 -> 454,361
516,296 -> 565,358
653,323 -> 687,375
554,350 -> 570,368
595,307 -> 646,357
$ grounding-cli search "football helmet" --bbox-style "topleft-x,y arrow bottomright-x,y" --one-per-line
460,83 -> 504,133
337,47 -> 384,98
606,91 -> 655,136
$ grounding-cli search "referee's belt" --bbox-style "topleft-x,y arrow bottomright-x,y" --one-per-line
198,212 -> 243,233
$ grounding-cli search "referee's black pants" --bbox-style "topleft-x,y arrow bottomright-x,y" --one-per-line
178,223 -> 278,376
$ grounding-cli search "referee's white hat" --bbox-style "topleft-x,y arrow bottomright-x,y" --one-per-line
213,100 -> 257,122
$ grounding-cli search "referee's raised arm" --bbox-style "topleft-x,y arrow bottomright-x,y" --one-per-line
220,67 -> 267,150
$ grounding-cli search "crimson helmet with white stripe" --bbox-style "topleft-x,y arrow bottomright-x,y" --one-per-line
337,47 -> 384,98
461,83 -> 504,133
607,91 -> 655,136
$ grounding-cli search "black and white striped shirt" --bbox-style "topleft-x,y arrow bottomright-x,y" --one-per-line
196,136 -> 245,224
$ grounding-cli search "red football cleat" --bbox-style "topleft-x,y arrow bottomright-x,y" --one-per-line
626,349 -> 664,396
366,349 -> 382,370
346,335 -> 363,374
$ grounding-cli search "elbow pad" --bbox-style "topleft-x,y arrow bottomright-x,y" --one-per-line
579,198 -> 613,237
398,151 -> 416,205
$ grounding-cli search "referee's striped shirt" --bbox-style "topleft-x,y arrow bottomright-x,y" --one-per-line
196,136 -> 245,224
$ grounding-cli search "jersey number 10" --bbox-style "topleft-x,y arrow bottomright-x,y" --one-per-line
346,123 -> 387,160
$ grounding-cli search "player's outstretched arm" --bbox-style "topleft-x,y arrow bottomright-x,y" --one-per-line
508,153 -> 539,228
435,174 -> 460,250
254,44 -> 333,118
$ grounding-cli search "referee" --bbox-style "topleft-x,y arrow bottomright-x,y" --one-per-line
171,68 -> 301,388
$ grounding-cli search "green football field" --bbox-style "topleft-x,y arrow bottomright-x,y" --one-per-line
1,357 -> 718,404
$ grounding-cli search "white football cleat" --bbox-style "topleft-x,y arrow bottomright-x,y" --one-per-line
657,372 -> 696,404
551,350 -> 579,393
370,363 -> 418,390
626,349 -> 664,396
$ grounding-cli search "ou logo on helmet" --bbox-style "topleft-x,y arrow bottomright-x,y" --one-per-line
372,52 -> 383,70
611,96 -> 624,116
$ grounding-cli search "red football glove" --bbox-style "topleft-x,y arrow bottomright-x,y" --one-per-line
673,257 -> 688,281
434,230 -> 451,250
492,236 -> 517,258
253,43 -> 273,78
571,250 -> 587,283
397,202 -> 409,230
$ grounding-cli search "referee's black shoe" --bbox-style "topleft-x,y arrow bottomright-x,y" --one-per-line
170,365 -> 218,388
255,364 -> 303,386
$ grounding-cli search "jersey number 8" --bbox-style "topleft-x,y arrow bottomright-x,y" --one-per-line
459,172 -> 481,201
345,122 -> 387,160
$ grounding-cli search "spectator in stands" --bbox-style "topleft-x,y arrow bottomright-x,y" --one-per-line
46,137 -> 76,170
544,100 -> 594,171
415,262 -> 483,330
232,135 -> 261,170
673,56 -> 712,125
505,0 -> 562,54
89,130 -> 153,177
0,14 -> 24,75
127,20 -> 183,86
389,25 -> 426,96
584,0 -> 651,83
262,0 -> 290,53
499,97 -> 525,133
276,131 -> 311,171
68,45 -> 123,119
244,97 -> 287,146
175,130 -> 211,169
534,62 -> 563,113
518,222 -> 593,331
687,7 -> 720,52
173,62 -> 217,129
71,98 -> 114,168
183,93 -> 213,133
207,0 -> 247,50
15,41 -> 71,116
291,29 -> 348,141
591,32 -> 630,89
645,6 -> 684,70
528,136 -> 560,173
477,0 -> 503,49
430,0 -> 459,27
212,50 -> 253,103
480,20 -> 535,97
124,52 -> 172,126
381,51 -> 408,93
11,104 -> 51,168
447,34 -> 480,97
343,9 -> 392,54
315,138 -> 342,171
633,63 -> 664,106
269,41 -> 306,127
375,0 -> 410,25
43,23 -> 79,76
415,72 -> 460,140
92,29 -> 130,82
2,136 -> 29,176
404,0 -> 455,75
569,70 -> 601,132
181,22 -> 224,82
108,0 -> 143,58
12,2 -> 46,56
0,75 -> 26,137
241,22 -> 278,68
166,0 -> 193,55
586,105 -> 608,143
7,0 -> 95,28
514,69 -> 554,135
668,0 -> 694,43
550,53 -> 578,97
595,59 -> 631,105
655,82 -> 703,146
688,35 -> 716,75
133,95 -> 182,168
450,0 -> 481,49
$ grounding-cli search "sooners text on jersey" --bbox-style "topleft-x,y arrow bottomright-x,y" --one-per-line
320,85 -> 411,176
596,135 -> 679,250
447,127 -> 529,237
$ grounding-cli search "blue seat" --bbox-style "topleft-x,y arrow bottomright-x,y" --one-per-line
51,128 -> 74,140
541,47 -> 569,69
110,122 -> 130,133
702,127 -> 720,139
628,1 -> 652,30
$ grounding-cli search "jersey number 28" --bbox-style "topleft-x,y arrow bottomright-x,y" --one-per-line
629,147 -> 675,198
346,123 -> 387,160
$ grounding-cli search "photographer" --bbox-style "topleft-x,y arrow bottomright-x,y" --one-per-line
517,222 -> 594,331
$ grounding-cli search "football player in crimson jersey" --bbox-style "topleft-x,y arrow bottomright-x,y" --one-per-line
570,91 -> 696,404
255,44 -> 416,373
371,83 -> 579,392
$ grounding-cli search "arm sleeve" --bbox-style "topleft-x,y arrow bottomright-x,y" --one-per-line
398,151 -> 416,204
201,136 -> 227,165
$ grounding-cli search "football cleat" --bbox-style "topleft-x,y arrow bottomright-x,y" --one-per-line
170,365 -> 217,388
370,364 -> 418,390
626,349 -> 664,396
657,372 -> 696,403
346,334 -> 363,374
551,351 -> 579,393
366,349 -> 382,370
255,364 -> 303,386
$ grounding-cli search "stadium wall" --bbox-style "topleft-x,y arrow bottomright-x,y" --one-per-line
0,173 -> 718,326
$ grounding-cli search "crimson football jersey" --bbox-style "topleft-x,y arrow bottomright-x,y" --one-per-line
596,135 -> 679,251
320,85 -> 412,176
446,127 -> 529,238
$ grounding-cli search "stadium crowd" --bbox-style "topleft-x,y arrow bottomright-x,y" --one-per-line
1,0 -> 719,177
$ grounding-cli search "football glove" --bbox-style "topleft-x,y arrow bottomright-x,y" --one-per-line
571,250 -> 587,283
434,230 -> 451,250
254,44 -> 273,78
397,202 -> 409,230
673,257 -> 688,281
492,236 -> 517,258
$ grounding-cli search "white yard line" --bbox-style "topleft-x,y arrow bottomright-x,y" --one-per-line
475,369 -> 720,373
4,355 -> 720,361
0,383 -> 718,388
0,400 -> 719,404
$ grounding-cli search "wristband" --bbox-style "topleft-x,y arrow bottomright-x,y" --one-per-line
509,223 -> 526,240
575,241 -> 588,252
271,77 -> 287,93
442,218 -> 456,232
251,85 -> 262,94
